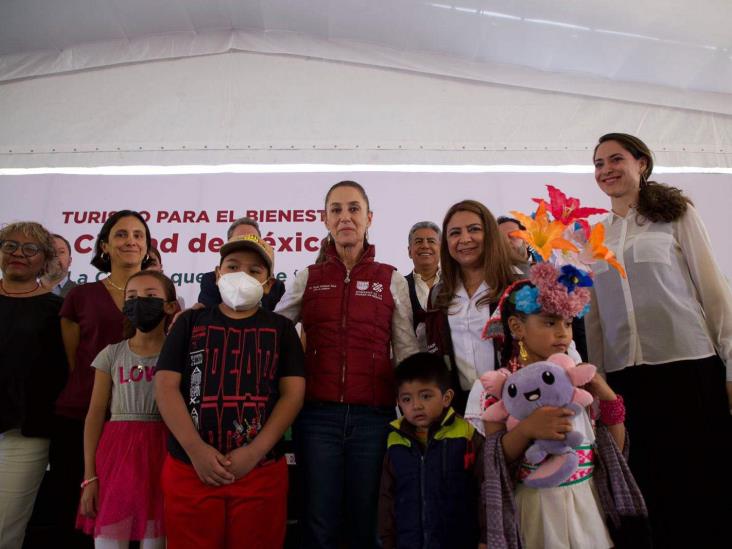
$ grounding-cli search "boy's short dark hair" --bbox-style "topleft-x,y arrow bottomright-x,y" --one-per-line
395,352 -> 452,393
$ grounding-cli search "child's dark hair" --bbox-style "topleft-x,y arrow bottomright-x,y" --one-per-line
122,271 -> 177,339
499,280 -> 532,369
395,352 -> 452,393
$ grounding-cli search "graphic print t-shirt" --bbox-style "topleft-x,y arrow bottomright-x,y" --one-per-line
92,341 -> 160,419
156,306 -> 305,463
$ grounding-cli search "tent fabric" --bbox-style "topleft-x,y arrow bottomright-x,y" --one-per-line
0,1 -> 730,169
2,28 -> 730,117
1,51 -> 730,169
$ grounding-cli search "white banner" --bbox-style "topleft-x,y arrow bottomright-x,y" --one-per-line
2,171 -> 730,306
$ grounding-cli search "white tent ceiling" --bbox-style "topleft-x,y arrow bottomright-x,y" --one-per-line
2,0 -> 731,108
0,0 -> 731,169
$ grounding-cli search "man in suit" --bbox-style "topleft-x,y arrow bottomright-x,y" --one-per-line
195,217 -> 285,311
404,221 -> 441,349
41,234 -> 78,298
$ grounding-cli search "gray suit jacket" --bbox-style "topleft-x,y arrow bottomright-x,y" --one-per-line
56,278 -> 78,298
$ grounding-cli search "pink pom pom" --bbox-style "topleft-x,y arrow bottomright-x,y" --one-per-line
528,263 -> 591,319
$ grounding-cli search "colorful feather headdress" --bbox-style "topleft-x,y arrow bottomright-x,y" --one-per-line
483,185 -> 626,341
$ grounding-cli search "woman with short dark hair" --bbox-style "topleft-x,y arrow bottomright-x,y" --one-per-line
50,210 -> 152,547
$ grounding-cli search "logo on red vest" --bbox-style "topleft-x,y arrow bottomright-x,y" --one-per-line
355,279 -> 384,301
310,283 -> 337,293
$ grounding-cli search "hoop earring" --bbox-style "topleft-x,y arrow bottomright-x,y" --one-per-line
101,252 -> 109,262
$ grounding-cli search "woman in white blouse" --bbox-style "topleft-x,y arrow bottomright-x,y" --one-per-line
424,200 -> 519,412
588,133 -> 732,549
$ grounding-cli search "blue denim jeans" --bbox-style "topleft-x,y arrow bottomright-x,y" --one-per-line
294,401 -> 394,549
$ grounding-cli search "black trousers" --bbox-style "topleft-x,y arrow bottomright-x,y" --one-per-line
24,415 -> 93,549
607,356 -> 732,549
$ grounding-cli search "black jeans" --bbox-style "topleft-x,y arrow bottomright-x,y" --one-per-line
294,402 -> 394,549
41,415 -> 93,549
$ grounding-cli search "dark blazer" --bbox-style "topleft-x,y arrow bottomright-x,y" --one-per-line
55,278 -> 78,298
403,272 -> 426,331
197,270 -> 285,312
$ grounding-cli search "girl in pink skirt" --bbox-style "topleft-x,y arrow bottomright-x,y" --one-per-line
77,270 -> 177,548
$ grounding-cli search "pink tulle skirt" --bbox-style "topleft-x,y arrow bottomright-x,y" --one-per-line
76,420 -> 168,540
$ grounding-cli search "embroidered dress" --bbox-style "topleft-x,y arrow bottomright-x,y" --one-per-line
514,409 -> 612,549
76,341 -> 166,540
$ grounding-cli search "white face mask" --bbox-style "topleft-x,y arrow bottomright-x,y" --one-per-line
217,272 -> 265,311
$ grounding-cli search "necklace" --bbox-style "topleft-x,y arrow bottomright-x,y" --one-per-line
105,277 -> 125,291
0,280 -> 40,295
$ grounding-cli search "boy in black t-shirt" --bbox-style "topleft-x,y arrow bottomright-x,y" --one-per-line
155,234 -> 305,549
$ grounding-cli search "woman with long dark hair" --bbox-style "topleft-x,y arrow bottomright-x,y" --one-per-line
276,180 -> 419,548
588,133 -> 732,548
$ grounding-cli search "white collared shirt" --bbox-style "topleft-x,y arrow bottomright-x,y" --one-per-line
585,205 -> 732,380
446,281 -> 496,390
411,269 -> 441,310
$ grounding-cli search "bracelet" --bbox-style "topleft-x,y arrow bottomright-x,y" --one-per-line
80,476 -> 98,489
599,394 -> 625,426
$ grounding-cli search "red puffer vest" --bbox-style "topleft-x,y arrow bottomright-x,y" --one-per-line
301,243 -> 396,407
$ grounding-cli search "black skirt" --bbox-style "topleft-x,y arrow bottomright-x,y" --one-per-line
607,355 -> 731,549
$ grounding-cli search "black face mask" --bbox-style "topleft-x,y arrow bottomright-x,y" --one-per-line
122,297 -> 166,333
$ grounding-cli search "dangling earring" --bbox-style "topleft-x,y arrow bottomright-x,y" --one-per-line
518,340 -> 529,363
639,173 -> 648,189
507,337 -> 522,372
101,252 -> 109,262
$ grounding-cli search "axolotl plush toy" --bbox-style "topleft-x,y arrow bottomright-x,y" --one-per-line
481,353 -> 596,488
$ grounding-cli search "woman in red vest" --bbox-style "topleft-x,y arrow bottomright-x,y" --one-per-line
276,180 -> 419,548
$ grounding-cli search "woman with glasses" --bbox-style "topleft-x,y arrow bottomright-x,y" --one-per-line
0,222 -> 67,549
50,210 -> 152,547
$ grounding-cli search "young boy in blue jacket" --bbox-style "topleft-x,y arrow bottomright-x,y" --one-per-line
378,352 -> 485,549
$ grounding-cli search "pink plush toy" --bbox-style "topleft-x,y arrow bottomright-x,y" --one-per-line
480,354 -> 596,488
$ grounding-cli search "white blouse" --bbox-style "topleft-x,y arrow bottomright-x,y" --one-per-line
585,205 -> 732,381
411,269 -> 441,310
446,281 -> 497,391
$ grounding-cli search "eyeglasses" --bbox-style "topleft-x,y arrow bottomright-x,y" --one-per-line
0,240 -> 42,257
